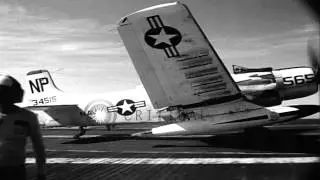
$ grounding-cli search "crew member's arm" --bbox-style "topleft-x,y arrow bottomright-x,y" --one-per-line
29,113 -> 46,178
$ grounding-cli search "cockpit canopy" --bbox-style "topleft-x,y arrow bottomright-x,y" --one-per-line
233,65 -> 273,74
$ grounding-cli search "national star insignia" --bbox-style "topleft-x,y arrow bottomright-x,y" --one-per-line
148,28 -> 178,46
117,100 -> 134,114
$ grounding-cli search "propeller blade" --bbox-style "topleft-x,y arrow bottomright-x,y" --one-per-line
307,34 -> 320,75
301,0 -> 320,21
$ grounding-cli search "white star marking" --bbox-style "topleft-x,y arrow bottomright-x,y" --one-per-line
118,100 -> 133,114
149,28 -> 178,46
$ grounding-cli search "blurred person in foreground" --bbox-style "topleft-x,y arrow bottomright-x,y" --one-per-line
0,74 -> 46,180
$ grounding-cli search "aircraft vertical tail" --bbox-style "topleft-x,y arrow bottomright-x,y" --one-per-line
25,69 -> 63,106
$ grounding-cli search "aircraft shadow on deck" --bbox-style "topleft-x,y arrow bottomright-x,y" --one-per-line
210,133 -> 320,154
61,134 -> 132,144
61,134 -> 200,144
154,130 -> 320,154
61,128 -> 320,154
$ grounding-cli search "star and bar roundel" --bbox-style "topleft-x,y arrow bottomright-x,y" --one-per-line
107,99 -> 146,116
144,15 -> 182,58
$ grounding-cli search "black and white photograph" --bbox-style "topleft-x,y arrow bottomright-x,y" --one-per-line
0,0 -> 319,179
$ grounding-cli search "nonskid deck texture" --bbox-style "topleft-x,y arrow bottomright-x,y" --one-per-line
26,119 -> 320,180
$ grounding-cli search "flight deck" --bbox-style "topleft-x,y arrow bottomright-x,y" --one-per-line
25,119 -> 320,180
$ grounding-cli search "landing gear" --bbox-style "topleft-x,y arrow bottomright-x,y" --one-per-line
73,126 -> 87,139
106,125 -> 115,131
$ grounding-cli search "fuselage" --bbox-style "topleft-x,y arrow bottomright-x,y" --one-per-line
22,66 -> 318,128
233,66 -> 317,106
25,86 -> 163,127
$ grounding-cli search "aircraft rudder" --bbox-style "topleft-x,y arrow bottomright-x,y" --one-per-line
25,69 -> 63,106
26,69 -> 62,94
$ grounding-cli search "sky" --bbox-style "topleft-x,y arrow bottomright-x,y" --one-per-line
0,0 -> 318,106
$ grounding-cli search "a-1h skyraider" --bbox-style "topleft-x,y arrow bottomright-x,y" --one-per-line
117,2 -> 320,137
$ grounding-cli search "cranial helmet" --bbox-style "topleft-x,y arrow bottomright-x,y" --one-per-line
0,74 -> 24,104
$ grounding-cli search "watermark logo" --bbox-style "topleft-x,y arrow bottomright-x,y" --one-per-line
83,99 -> 117,124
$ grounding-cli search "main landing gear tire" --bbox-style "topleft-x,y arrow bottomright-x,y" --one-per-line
106,125 -> 115,131
73,126 -> 87,139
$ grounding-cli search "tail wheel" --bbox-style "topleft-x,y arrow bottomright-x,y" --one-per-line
73,126 -> 87,139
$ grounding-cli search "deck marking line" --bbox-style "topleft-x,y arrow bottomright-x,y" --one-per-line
25,157 -> 320,164
26,149 -> 306,156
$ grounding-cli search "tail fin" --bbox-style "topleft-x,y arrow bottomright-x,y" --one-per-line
117,2 -> 241,109
25,69 -> 63,106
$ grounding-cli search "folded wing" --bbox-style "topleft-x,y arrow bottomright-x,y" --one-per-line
117,2 -> 241,109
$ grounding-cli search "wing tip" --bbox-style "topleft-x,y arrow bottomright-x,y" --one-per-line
117,1 -> 185,26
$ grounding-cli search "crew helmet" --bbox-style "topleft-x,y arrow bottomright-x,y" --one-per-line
0,74 -> 24,104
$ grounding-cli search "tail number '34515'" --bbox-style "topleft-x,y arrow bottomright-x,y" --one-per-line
283,74 -> 314,86
31,96 -> 56,106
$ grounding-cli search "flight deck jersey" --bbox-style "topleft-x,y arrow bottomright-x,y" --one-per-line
0,108 -> 37,167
